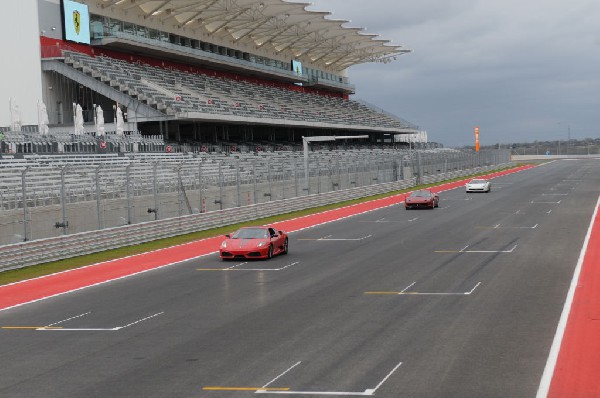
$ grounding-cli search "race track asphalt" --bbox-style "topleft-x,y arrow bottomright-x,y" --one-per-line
0,159 -> 598,398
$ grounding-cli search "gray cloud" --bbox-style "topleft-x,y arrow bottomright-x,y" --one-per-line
309,0 -> 600,146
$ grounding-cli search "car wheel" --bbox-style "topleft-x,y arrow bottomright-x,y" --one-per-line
283,238 -> 289,254
267,245 -> 273,259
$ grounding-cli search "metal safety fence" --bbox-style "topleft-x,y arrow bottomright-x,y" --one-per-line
0,149 -> 510,247
0,159 -> 513,272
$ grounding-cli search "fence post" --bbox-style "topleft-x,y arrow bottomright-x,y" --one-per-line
21,166 -> 31,241
126,162 -> 133,224
281,160 -> 286,200
95,165 -> 103,229
294,157 -> 299,197
59,165 -> 69,235
253,160 -> 257,205
218,161 -> 223,210
267,158 -> 272,201
236,159 -> 241,207
416,152 -> 422,185
177,164 -> 182,217
198,159 -> 204,213
152,161 -> 160,220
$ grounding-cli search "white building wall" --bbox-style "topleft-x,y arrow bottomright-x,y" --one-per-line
0,0 -> 43,128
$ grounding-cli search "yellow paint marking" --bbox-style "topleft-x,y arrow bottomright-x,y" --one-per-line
202,387 -> 289,391
1,326 -> 63,329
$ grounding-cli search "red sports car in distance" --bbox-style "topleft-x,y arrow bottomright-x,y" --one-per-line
219,226 -> 288,260
405,189 -> 439,209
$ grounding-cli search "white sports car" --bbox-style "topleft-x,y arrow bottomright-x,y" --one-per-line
465,178 -> 491,193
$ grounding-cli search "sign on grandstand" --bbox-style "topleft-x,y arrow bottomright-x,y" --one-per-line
292,60 -> 303,77
175,95 -> 183,102
62,0 -> 91,45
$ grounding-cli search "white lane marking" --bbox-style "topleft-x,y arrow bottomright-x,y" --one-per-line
259,390 -> 369,396
542,193 -> 569,196
484,223 -> 537,229
226,262 -> 248,270
466,282 -> 482,295
531,200 -> 562,204
258,361 -> 302,391
536,194 -> 600,398
437,245 -> 518,253
366,361 -> 403,395
546,210 -> 553,214
37,312 -> 164,331
401,282 -> 416,292
464,244 -> 517,253
408,217 -> 419,222
398,282 -> 482,296
376,217 -> 386,223
515,209 -> 521,215
199,262 -> 301,272
257,362 -> 403,396
318,235 -> 372,241
46,312 -> 91,327
116,312 -> 164,330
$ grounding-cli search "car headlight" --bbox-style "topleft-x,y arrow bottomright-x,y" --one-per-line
220,241 -> 227,248
257,242 -> 267,247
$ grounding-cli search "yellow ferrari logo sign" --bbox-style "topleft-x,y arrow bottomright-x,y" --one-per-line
73,10 -> 81,35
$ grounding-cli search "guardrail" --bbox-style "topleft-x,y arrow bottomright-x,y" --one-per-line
0,164 -> 511,272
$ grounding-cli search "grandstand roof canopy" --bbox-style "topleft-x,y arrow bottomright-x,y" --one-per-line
100,0 -> 410,71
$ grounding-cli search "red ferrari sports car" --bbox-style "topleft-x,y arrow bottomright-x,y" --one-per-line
405,189 -> 439,209
219,226 -> 288,260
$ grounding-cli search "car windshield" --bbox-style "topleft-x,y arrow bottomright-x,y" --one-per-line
231,228 -> 269,239
470,179 -> 486,184
410,191 -> 431,198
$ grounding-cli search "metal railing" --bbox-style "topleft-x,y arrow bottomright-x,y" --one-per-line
0,149 -> 510,245
0,162 -> 512,272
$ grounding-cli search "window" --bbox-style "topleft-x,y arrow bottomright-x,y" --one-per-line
136,25 -> 147,38
123,22 -> 135,35
108,19 -> 122,35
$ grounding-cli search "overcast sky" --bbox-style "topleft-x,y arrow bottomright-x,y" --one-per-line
308,0 -> 600,147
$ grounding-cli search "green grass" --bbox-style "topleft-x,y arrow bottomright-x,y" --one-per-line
0,165 -> 520,286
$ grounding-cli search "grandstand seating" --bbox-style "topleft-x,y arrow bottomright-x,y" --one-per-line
63,51 -> 414,131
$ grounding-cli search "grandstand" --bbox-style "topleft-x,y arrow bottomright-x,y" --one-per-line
1,0 -> 420,155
